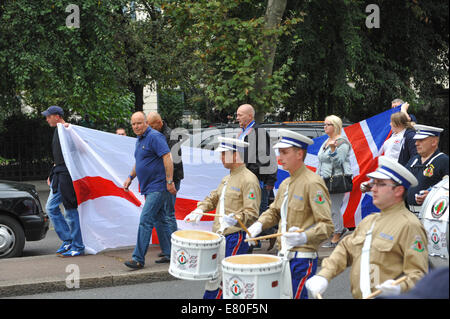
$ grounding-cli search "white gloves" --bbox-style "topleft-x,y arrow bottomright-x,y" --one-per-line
360,181 -> 371,193
375,279 -> 402,296
247,221 -> 263,246
283,226 -> 307,247
222,213 -> 238,227
184,208 -> 203,223
305,275 -> 328,299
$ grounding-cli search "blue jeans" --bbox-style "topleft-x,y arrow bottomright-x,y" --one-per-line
156,181 -> 180,256
133,190 -> 171,265
46,184 -> 84,251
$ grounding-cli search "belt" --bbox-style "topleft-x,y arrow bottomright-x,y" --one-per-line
278,251 -> 318,260
409,205 -> 422,213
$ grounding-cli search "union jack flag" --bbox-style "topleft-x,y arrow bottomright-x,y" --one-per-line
278,107 -> 399,228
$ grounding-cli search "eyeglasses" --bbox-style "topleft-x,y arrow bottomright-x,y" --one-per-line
324,123 -> 334,127
368,182 -> 399,188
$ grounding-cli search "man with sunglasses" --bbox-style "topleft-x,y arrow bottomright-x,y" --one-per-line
306,156 -> 428,299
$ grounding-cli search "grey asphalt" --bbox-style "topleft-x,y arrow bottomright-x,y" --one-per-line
0,180 -> 336,298
0,241 -> 335,298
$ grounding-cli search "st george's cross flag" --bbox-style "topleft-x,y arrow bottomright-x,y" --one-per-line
58,107 -> 397,254
57,124 -> 227,254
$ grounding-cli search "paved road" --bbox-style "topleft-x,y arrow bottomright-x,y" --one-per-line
6,268 -> 353,299
22,229 -> 59,257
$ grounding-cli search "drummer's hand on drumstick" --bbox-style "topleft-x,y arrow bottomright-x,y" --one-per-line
374,279 -> 402,297
305,275 -> 328,299
184,208 -> 203,224
282,226 -> 307,246
223,213 -> 238,227
247,221 -> 263,246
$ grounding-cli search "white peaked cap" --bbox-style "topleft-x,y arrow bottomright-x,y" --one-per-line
273,128 -> 314,149
413,124 -> 444,140
367,156 -> 418,188
215,136 -> 249,152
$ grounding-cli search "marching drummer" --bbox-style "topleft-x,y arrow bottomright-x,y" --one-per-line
404,124 -> 449,215
184,137 -> 261,299
247,129 -> 334,299
306,156 -> 429,299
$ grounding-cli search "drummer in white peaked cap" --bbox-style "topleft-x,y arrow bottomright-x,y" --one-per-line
184,136 -> 261,299
405,124 -> 449,214
307,156 -> 429,299
247,129 -> 334,299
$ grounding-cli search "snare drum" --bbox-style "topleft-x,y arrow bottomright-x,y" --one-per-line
169,230 -> 223,280
420,178 -> 449,260
222,254 -> 283,299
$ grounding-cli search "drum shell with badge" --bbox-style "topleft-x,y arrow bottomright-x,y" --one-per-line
169,230 -> 223,280
222,254 -> 283,299
419,178 -> 449,261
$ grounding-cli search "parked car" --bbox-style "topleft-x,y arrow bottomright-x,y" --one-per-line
180,121 -> 352,150
0,180 -> 49,258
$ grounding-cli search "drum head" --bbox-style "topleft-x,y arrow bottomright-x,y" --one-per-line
225,254 -> 280,265
174,230 -> 220,241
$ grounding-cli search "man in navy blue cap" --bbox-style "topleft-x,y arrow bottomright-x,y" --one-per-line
42,106 -> 85,257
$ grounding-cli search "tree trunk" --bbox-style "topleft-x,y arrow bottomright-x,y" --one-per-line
132,83 -> 144,112
254,0 -> 288,123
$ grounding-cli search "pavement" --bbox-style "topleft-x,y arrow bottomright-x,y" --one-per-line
0,240 -> 335,298
0,180 -> 336,298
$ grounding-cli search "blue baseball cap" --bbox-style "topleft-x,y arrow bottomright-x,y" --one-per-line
42,105 -> 64,117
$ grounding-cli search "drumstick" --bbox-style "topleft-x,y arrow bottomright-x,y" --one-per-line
234,217 -> 252,240
363,276 -> 408,299
198,212 -> 224,218
244,229 -> 305,242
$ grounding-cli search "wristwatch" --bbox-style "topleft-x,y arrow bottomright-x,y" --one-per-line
167,180 -> 173,185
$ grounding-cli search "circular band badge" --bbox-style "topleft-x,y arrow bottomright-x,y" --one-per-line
431,196 -> 448,219
177,250 -> 189,265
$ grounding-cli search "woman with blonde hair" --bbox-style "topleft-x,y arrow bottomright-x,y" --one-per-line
317,115 -> 353,247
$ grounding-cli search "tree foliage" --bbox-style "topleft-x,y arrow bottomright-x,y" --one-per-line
275,0 -> 448,123
162,0 -> 296,120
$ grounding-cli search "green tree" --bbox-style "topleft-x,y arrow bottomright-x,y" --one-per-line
275,0 -> 448,124
0,0 -> 133,128
162,0 -> 296,122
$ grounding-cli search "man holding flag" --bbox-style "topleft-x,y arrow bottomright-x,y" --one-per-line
123,112 -> 177,269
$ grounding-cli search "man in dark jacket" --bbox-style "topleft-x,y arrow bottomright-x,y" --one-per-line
236,104 -> 278,250
147,111 -> 184,262
42,106 -> 85,257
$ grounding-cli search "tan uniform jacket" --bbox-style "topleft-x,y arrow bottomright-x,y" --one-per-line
197,165 -> 260,236
258,165 -> 334,253
318,201 -> 429,299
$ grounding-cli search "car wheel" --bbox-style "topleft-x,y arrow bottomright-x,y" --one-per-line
0,215 -> 25,258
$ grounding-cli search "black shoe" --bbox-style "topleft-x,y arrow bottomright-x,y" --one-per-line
124,260 -> 144,269
155,256 -> 170,264
158,252 -> 165,257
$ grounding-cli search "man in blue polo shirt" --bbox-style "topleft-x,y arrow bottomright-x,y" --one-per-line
123,112 -> 177,269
